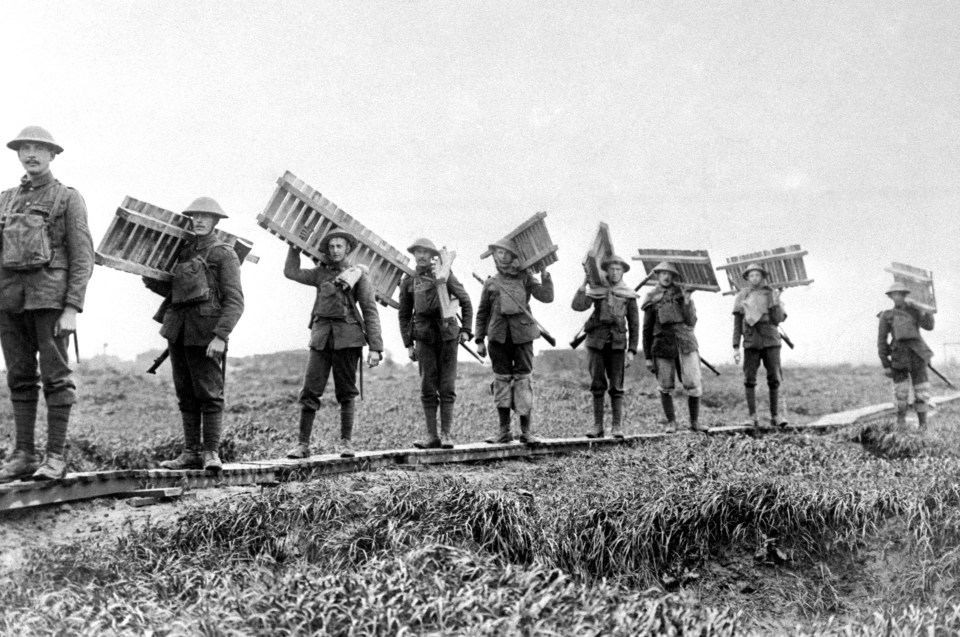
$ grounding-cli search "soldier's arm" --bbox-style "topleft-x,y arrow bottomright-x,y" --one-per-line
571,286 -> 592,312
283,246 -> 317,286
398,277 -> 414,348
447,272 -> 473,337
877,313 -> 892,366
627,297 -> 640,354
356,275 -> 383,352
642,308 -> 655,359
732,311 -> 744,349
529,270 -> 554,303
474,283 -> 492,342
62,189 -> 95,311
682,297 -> 698,327
212,247 -> 245,341
918,309 -> 935,331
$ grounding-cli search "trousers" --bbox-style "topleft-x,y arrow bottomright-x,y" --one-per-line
299,345 -> 362,410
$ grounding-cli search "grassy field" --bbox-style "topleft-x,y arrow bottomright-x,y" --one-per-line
1,351 -> 960,634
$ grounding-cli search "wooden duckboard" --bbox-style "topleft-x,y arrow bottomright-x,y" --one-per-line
717,244 -> 813,295
885,261 -> 936,314
632,248 -> 721,292
583,222 -> 614,288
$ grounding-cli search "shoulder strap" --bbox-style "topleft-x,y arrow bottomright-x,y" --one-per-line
0,188 -> 17,222
49,184 -> 66,221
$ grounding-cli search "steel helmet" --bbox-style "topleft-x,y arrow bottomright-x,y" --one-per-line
320,229 -> 358,253
652,261 -> 682,280
741,263 -> 769,279
885,282 -> 911,296
182,197 -> 228,219
601,255 -> 631,273
7,126 -> 64,155
487,238 -> 519,258
407,237 -> 440,256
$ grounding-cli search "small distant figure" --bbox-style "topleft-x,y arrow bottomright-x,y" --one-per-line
475,239 -> 554,444
146,197 -> 245,473
284,230 -> 383,458
571,255 -> 639,438
878,282 -> 934,430
732,263 -> 788,430
0,126 -> 94,483
641,262 -> 706,433
398,238 -> 472,449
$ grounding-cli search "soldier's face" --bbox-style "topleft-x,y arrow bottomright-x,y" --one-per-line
658,271 -> 674,286
17,143 -> 55,177
413,248 -> 434,268
606,264 -> 624,284
327,237 -> 349,263
494,248 -> 514,264
747,271 -> 763,286
890,292 -> 907,307
190,213 -> 219,237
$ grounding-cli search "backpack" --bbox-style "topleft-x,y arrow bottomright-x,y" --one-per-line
0,184 -> 66,271
171,242 -> 229,306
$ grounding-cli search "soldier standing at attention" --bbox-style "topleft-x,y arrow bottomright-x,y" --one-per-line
147,198 -> 244,473
285,230 -> 382,458
641,262 -> 707,433
571,255 -> 639,438
732,263 -> 788,430
0,126 -> 93,482
398,238 -> 472,449
475,239 -> 553,445
878,282 -> 934,430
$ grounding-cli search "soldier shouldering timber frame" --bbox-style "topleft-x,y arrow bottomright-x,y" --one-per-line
474,238 -> 553,445
144,197 -> 245,473
398,238 -> 473,449
284,230 -> 383,459
732,263 -> 788,430
571,255 -> 639,439
641,261 -> 707,433
0,126 -> 94,483
878,282 -> 934,430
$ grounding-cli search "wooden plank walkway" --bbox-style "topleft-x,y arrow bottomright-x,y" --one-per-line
2,394 -> 958,512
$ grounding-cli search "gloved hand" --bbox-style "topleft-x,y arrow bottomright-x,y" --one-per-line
407,345 -> 417,362
645,359 -> 656,375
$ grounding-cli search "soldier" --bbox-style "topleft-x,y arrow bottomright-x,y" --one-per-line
641,262 -> 706,433
732,263 -> 788,429
398,238 -> 473,449
0,126 -> 94,482
571,255 -> 640,438
877,282 -> 934,430
475,238 -> 553,444
146,197 -> 244,473
284,230 -> 382,458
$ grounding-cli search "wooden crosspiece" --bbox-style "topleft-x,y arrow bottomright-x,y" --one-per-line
95,196 -> 258,282
632,249 -> 721,292
717,244 -> 813,295
433,247 -> 460,320
480,211 -> 559,273
885,261 -> 936,313
257,171 -> 414,309
582,222 -> 614,287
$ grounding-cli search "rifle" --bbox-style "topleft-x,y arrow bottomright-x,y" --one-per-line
455,312 -> 484,364
472,272 -> 557,347
73,332 -> 80,363
700,356 -> 721,376
779,329 -> 795,349
147,349 -> 169,375
633,269 -> 658,292
570,327 -> 587,350
928,363 -> 957,389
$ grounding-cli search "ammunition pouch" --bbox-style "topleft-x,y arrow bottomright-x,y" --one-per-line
0,185 -> 65,271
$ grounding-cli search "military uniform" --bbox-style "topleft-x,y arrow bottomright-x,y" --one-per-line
641,262 -> 704,431
398,238 -> 472,449
877,282 -> 934,427
571,255 -> 639,438
0,127 -> 94,482
475,239 -> 553,444
732,264 -> 788,428
148,198 -> 244,472
285,235 -> 382,457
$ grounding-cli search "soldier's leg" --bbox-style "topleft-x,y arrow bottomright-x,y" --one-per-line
437,337 -> 459,447
586,346 -> 607,437
34,310 -> 76,462
289,347 -> 334,457
891,368 -> 910,426
331,347 -> 362,456
763,347 -> 783,426
911,355 -> 931,431
742,348 -> 760,426
415,340 -> 442,449
678,351 -> 705,431
184,344 -> 226,472
513,342 -> 540,444
487,340 -> 515,443
161,337 -> 204,470
607,348 -> 626,438
655,357 -> 678,431
0,311 -> 41,480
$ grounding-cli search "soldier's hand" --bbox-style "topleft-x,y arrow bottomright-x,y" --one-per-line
733,348 -> 741,365
681,287 -> 693,302
625,351 -> 635,368
458,332 -> 470,345
772,288 -> 782,304
54,307 -> 78,338
368,351 -> 382,367
884,368 -> 894,379
206,336 -> 226,361
541,267 -> 551,279
407,345 -> 417,362
645,359 -> 655,374
477,341 -> 487,358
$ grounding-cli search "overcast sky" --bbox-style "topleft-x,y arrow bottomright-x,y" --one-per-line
2,1 -> 958,367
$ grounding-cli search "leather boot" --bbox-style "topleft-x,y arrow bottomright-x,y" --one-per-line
487,408 -> 514,444
769,389 -> 785,427
439,402 -> 455,449
586,394 -> 605,438
519,414 -> 542,445
339,400 -> 356,457
917,410 -> 928,432
610,395 -> 624,438
161,412 -> 203,470
745,386 -> 759,428
660,393 -> 677,433
287,409 -> 315,458
414,403 -> 442,449
0,449 -> 39,483
688,396 -> 707,432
